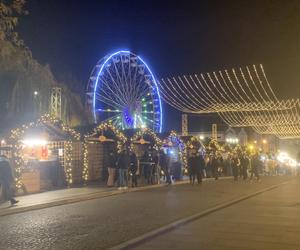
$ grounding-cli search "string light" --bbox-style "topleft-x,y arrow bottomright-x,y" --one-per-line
158,64 -> 300,139
8,114 -> 80,188
82,122 -> 127,182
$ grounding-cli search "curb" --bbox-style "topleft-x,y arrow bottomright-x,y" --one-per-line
0,176 -> 233,217
109,180 -> 290,250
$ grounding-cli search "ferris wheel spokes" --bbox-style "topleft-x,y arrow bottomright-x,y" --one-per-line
89,50 -> 162,132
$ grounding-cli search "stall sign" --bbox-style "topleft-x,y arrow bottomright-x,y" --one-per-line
99,135 -> 107,142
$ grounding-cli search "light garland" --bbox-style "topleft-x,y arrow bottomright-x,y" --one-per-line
130,127 -> 162,151
82,122 -> 127,182
9,114 -> 80,188
158,65 -> 300,138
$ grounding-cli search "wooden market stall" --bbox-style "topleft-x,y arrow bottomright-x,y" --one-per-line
162,131 -> 187,180
130,128 -> 162,184
83,123 -> 127,182
8,114 -> 81,194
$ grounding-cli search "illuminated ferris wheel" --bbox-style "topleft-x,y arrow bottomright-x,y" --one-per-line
86,50 -> 162,132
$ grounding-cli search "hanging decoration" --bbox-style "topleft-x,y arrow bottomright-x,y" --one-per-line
158,64 -> 300,139
130,128 -> 162,151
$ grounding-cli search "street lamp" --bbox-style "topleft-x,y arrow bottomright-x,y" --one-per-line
33,90 -> 40,118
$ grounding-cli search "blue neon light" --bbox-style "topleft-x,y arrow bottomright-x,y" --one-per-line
137,55 -> 163,133
93,50 -> 131,123
92,50 -> 163,132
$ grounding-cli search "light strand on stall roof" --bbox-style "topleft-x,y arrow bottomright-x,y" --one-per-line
130,128 -> 162,151
8,114 -> 80,188
82,122 -> 127,182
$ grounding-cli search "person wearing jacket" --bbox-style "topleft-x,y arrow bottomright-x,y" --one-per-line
240,153 -> 250,180
0,155 -> 19,205
107,150 -> 117,187
250,153 -> 260,181
196,153 -> 205,184
232,154 -> 240,181
188,152 -> 198,185
117,149 -> 129,189
159,149 -> 171,185
129,151 -> 138,187
211,154 -> 219,180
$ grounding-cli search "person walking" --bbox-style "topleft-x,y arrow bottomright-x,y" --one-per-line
232,154 -> 240,181
141,151 -> 152,184
107,150 -> 117,187
250,153 -> 260,181
0,155 -> 19,205
129,151 -> 138,187
225,154 -> 233,176
196,153 -> 205,184
117,149 -> 129,190
240,153 -> 250,180
159,149 -> 171,185
188,151 -> 197,185
211,154 -> 219,180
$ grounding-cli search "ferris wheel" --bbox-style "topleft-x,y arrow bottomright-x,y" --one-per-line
86,50 -> 163,132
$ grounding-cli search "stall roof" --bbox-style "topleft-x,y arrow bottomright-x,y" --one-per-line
8,115 -> 80,142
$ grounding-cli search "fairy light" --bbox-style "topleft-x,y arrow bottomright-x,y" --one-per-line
158,64 -> 300,138
82,122 -> 127,182
130,128 -> 162,152
8,114 -> 80,188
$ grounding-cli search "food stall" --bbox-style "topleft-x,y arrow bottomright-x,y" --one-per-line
162,131 -> 186,180
8,114 -> 81,194
130,128 -> 162,184
83,122 -> 127,183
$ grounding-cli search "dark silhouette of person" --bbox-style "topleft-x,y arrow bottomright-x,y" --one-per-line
0,155 -> 19,205
129,151 -> 138,187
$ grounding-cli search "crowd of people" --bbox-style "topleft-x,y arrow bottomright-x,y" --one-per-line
186,149 -> 299,185
106,148 -> 170,190
189,151 -> 262,184
105,146 -> 297,189
1,146 -> 297,204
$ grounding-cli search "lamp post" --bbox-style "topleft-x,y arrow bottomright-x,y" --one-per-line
33,90 -> 40,118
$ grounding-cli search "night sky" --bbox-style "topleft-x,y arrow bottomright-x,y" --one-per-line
17,0 -> 300,131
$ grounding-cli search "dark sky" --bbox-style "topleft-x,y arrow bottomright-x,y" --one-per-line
18,0 -> 300,131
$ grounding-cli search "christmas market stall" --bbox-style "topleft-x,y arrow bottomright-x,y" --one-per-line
162,131 -> 187,180
130,128 -> 162,184
8,114 -> 81,194
82,122 -> 127,183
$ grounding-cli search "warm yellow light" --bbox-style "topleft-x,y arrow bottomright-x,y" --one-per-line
22,139 -> 47,146
262,139 -> 267,144
249,144 -> 254,150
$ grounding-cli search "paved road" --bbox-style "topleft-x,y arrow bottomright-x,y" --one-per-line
0,176 -> 293,250
136,178 -> 300,250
